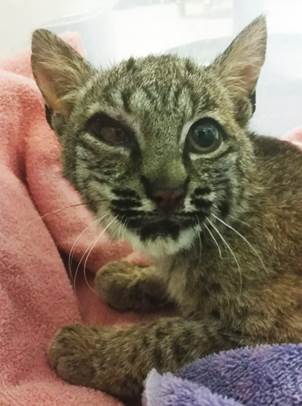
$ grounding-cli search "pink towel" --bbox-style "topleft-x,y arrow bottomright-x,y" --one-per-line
0,34 -> 148,406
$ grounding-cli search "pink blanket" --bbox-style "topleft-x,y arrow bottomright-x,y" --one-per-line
0,34 -> 147,406
0,34 -> 301,406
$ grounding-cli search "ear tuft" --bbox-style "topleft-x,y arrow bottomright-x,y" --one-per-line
212,15 -> 267,101
31,29 -> 94,115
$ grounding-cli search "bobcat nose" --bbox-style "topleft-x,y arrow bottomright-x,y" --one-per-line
151,188 -> 185,211
141,176 -> 187,211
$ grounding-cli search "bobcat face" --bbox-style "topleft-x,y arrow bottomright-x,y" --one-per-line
31,17 -> 265,256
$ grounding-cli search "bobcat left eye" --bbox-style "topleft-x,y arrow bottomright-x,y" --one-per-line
85,113 -> 133,148
187,119 -> 223,154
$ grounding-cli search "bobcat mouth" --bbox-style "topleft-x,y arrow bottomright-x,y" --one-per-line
122,217 -> 198,256
139,219 -> 181,241
113,210 -> 197,241
110,191 -> 206,241
110,195 -> 200,254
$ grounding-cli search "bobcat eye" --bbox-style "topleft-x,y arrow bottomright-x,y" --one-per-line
187,118 -> 223,154
85,113 -> 132,147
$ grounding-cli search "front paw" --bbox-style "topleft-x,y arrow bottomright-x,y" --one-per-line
48,324 -> 142,398
95,261 -> 139,311
48,325 -> 98,387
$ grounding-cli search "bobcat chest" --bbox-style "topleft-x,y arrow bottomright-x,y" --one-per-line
165,261 -> 202,317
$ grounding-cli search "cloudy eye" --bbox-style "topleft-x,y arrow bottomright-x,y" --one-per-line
187,118 -> 223,154
85,113 -> 132,148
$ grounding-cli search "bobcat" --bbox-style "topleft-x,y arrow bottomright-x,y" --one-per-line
31,16 -> 302,399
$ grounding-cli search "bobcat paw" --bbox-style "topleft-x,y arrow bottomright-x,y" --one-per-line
48,325 -> 98,387
95,261 -> 141,311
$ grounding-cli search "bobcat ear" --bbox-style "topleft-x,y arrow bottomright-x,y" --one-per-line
211,16 -> 267,101
31,29 -> 95,116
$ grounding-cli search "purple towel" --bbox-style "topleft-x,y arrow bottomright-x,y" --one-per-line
144,344 -> 302,405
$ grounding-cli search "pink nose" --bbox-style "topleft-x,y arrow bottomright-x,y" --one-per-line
151,189 -> 185,211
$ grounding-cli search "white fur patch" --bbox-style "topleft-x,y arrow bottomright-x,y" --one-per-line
123,225 -> 200,258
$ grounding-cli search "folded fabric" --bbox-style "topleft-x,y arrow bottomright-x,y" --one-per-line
0,33 -> 149,406
144,343 -> 302,406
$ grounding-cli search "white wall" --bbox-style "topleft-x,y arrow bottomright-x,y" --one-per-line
2,0 -> 302,62
0,0 -> 114,57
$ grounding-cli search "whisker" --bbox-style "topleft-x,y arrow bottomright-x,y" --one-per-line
24,202 -> 87,230
72,217 -> 107,291
207,218 -> 242,293
116,214 -> 129,238
204,222 -> 222,258
67,214 -> 107,282
117,217 -> 126,241
212,213 -> 266,272
71,220 -> 101,290
81,216 -> 117,295
73,215 -> 115,291
229,215 -> 252,229
194,217 -> 203,266
24,198 -> 109,229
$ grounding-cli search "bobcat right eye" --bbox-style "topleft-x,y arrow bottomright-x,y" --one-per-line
85,113 -> 133,148
187,118 -> 223,154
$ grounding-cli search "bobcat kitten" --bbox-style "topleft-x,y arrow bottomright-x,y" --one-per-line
31,17 -> 302,399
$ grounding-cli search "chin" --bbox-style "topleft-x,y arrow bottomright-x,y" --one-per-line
123,227 -> 199,258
